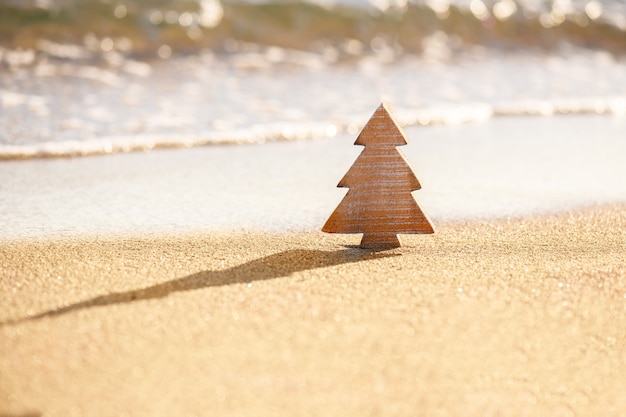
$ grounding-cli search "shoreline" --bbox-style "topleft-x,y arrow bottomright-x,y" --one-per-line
1,110 -> 625,162
0,198 -> 619,243
2,115 -> 626,241
2,204 -> 625,416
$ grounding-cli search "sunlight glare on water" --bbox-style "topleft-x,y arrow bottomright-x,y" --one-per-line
0,0 -> 625,158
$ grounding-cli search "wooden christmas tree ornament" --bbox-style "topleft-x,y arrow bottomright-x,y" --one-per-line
322,102 -> 434,249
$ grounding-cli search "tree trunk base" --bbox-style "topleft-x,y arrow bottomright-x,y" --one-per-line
360,233 -> 401,249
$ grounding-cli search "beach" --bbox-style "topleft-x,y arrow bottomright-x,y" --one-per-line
2,114 -> 626,416
2,0 -> 626,414
1,204 -> 626,416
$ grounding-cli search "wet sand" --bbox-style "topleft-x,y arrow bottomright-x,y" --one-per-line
1,204 -> 625,416
2,116 -> 626,240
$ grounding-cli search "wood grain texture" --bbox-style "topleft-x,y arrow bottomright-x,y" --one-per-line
322,102 -> 434,249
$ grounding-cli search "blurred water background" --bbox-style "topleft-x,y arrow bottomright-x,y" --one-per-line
1,0 -> 625,159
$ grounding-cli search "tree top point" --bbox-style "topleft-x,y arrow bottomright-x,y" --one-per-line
354,102 -> 408,147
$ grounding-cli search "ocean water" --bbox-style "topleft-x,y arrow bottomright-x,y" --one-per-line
2,0 -> 626,239
2,115 -> 625,238
1,0 -> 625,159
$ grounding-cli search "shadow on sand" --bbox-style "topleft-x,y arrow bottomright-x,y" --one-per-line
2,248 -> 396,326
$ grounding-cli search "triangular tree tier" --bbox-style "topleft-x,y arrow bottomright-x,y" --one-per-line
322,102 -> 434,249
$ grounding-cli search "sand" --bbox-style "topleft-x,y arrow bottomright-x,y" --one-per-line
1,204 -> 625,416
